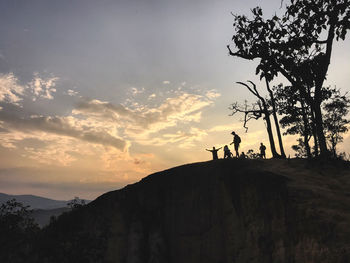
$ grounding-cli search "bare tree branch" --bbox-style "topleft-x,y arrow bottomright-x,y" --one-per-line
227,45 -> 257,60
229,101 -> 262,132
236,81 -> 258,97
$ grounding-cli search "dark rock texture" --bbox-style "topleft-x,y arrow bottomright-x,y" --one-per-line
38,159 -> 350,263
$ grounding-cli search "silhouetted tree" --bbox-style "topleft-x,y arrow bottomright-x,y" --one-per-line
0,199 -> 39,263
227,0 -> 350,157
229,101 -> 261,131
246,149 -> 260,159
291,138 -> 309,158
274,84 -> 348,158
230,81 -> 281,158
37,201 -> 107,263
274,84 -> 314,158
323,90 -> 350,158
265,79 -> 286,158
67,196 -> 86,210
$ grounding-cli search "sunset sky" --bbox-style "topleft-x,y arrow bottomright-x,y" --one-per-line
0,0 -> 349,200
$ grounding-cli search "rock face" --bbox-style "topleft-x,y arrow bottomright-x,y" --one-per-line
39,159 -> 350,263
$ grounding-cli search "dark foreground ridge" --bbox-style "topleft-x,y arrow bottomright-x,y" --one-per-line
36,159 -> 350,263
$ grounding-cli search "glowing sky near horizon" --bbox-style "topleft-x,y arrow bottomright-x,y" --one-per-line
0,0 -> 349,200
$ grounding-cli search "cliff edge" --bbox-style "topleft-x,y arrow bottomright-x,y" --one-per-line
38,159 -> 350,263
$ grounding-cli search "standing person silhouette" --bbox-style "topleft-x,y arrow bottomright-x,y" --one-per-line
230,131 -> 241,157
259,142 -> 266,159
206,146 -> 222,160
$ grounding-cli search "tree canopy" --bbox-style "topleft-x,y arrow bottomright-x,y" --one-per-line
228,0 -> 350,158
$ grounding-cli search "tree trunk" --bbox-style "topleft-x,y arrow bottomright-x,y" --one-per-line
236,81 -> 280,158
313,100 -> 328,157
304,135 -> 311,159
312,130 -> 319,157
312,23 -> 335,158
300,99 -> 312,159
262,102 -> 280,158
310,110 -> 319,157
306,85 -> 319,157
331,136 -> 336,158
265,78 -> 286,158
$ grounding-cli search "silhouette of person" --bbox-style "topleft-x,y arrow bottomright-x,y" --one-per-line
259,142 -> 266,159
230,131 -> 241,157
223,145 -> 233,159
240,151 -> 246,159
206,146 -> 222,160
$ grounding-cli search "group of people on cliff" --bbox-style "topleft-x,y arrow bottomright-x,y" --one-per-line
206,131 -> 266,160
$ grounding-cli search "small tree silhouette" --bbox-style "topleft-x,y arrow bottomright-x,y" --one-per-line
323,90 -> 350,158
67,196 -> 86,210
246,149 -> 260,159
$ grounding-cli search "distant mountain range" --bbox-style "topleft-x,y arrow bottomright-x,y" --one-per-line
0,192 -> 88,209
0,193 -> 91,227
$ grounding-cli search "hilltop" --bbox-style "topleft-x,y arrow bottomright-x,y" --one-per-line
35,158 -> 350,263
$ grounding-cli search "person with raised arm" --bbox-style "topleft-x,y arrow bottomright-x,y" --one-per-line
206,146 -> 222,160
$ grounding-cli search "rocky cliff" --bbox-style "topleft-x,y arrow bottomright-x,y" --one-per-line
38,159 -> 350,263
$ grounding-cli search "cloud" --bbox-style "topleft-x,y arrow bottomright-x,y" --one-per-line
73,92 -> 213,137
67,89 -> 78,96
158,127 -> 208,148
205,89 -> 221,99
28,73 -> 58,100
131,87 -> 145,95
148,93 -> 156,100
0,75 -> 223,187
74,99 -> 138,121
0,72 -> 59,105
0,110 -> 127,151
0,73 -> 25,105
